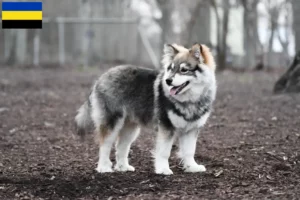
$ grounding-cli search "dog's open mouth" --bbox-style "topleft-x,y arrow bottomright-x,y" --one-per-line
170,81 -> 190,95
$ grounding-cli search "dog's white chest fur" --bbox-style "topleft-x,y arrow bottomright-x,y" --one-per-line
167,110 -> 210,131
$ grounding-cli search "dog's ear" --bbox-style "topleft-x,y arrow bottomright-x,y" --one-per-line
190,43 -> 202,61
190,43 -> 216,71
164,44 -> 179,59
200,44 -> 216,71
162,44 -> 179,68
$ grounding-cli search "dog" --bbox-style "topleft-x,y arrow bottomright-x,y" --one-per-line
75,43 -> 216,175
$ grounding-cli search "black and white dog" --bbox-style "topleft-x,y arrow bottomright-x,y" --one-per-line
75,43 -> 217,175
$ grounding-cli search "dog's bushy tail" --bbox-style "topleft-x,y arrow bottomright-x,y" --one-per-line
74,100 -> 93,139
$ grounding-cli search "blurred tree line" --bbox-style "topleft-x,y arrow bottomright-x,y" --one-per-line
0,0 -> 299,73
156,0 -> 295,70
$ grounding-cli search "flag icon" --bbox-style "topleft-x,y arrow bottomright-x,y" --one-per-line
2,2 -> 42,29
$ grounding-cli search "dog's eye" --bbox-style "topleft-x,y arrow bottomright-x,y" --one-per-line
180,68 -> 189,73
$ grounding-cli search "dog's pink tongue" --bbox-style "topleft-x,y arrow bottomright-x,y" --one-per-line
170,87 -> 178,95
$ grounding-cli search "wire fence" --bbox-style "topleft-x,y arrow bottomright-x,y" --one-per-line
0,17 -> 160,68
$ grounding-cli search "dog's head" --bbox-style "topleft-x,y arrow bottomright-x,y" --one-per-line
161,43 -> 216,101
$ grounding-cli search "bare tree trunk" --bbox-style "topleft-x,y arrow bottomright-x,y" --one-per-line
211,0 -> 230,70
276,1 -> 292,64
242,0 -> 259,68
277,28 -> 290,65
4,29 -> 27,65
265,0 -> 285,68
185,1 -> 211,46
211,0 -> 221,68
293,0 -> 300,51
174,0 -> 205,45
268,22 -> 276,54
267,21 -> 276,68
220,0 -> 230,70
184,2 -> 202,45
4,30 -> 17,65
156,0 -> 174,56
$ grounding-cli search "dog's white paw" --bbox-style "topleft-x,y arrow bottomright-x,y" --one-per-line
95,165 -> 114,173
114,164 -> 135,172
155,168 -> 173,175
184,164 -> 206,173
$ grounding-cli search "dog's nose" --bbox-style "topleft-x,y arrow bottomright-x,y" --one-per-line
166,78 -> 173,86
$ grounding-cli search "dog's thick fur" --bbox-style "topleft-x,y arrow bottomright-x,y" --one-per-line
75,43 -> 216,175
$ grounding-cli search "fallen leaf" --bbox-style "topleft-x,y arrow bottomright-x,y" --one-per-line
0,107 -> 9,113
214,169 -> 224,177
44,122 -> 55,128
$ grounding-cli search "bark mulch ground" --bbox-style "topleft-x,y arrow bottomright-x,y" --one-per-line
0,66 -> 299,199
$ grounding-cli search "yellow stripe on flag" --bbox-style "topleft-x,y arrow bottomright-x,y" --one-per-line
2,11 -> 42,20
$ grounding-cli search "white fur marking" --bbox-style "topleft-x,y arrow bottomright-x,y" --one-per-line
167,111 -> 210,131
96,116 -> 125,173
114,125 -> 140,172
178,130 -> 206,173
172,74 -> 190,87
154,131 -> 175,175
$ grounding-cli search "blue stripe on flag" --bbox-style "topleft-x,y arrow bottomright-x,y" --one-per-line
2,2 -> 42,11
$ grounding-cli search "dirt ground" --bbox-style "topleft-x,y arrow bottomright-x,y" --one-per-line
0,66 -> 300,200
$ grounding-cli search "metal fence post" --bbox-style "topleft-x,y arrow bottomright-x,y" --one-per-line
1,17 -> 140,66
58,18 -> 65,66
33,29 -> 40,66
138,26 -> 160,69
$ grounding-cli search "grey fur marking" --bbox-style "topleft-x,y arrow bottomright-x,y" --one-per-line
75,64 -> 214,135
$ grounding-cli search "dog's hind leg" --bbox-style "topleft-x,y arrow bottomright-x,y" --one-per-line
178,130 -> 206,173
95,116 -> 125,173
90,89 -> 126,173
154,127 -> 175,175
114,121 -> 140,172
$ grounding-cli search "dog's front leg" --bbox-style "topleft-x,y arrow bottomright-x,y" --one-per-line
178,129 -> 206,173
154,127 -> 175,175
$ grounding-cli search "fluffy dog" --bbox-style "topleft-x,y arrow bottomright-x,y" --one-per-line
75,43 -> 216,175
